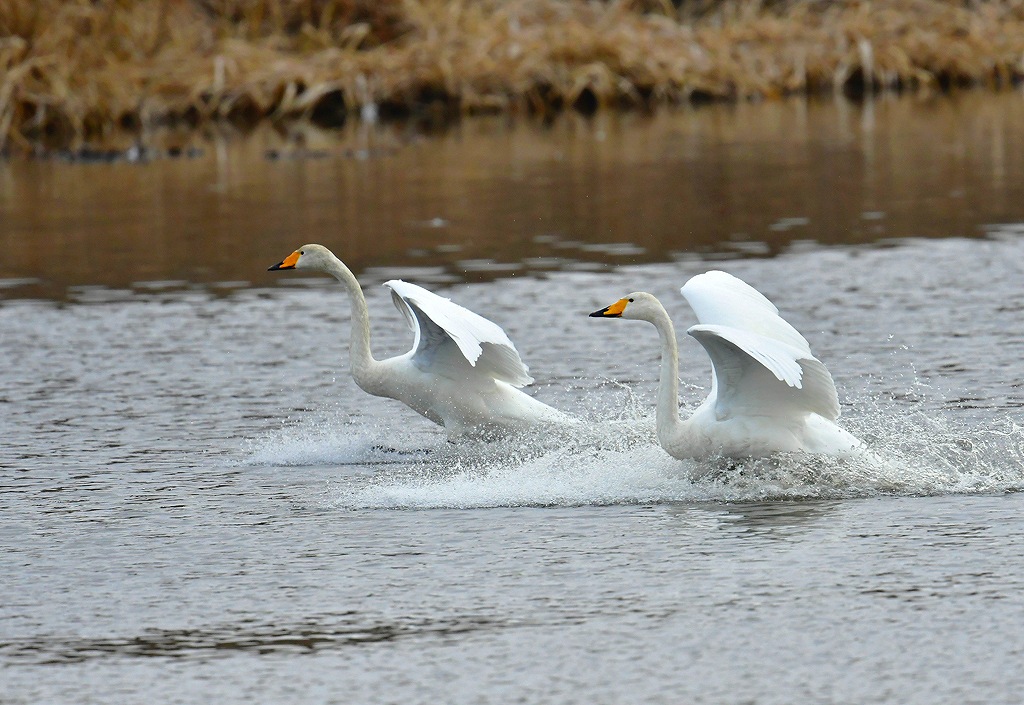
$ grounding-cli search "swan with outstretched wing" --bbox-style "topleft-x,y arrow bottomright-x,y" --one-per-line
590,270 -> 863,459
269,244 -> 574,438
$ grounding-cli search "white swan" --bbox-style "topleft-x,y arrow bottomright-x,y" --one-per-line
590,270 -> 864,460
269,244 -> 574,439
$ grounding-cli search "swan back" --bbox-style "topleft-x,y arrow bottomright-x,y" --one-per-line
384,280 -> 534,388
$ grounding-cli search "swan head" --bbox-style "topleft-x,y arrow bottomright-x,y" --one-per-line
589,292 -> 663,321
268,244 -> 335,272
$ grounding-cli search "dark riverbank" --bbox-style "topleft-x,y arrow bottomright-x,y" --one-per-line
3,0 -> 1024,152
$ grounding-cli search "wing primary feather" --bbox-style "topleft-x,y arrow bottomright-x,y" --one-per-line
390,288 -> 418,333
688,324 -> 840,421
383,280 -> 534,387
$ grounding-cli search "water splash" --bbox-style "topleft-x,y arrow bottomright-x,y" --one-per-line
242,411 -> 441,467
243,388 -> 1024,509
332,420 -> 1023,509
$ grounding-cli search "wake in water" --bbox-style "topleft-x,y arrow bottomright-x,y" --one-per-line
243,386 -> 1024,509
244,411 -> 441,467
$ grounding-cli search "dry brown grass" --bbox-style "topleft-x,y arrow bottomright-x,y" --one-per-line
3,0 -> 1024,151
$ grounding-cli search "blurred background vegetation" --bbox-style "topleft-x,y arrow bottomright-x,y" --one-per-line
2,0 -> 1024,151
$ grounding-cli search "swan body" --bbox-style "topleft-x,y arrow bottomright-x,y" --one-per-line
269,244 -> 574,439
590,271 -> 864,460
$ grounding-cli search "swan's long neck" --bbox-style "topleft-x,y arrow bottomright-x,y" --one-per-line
323,255 -> 379,384
645,303 -> 684,442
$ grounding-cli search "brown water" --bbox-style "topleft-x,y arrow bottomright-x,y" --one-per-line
2,91 -> 1024,300
4,92 -> 1024,705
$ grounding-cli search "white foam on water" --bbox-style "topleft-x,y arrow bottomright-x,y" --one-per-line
242,411 -> 441,467
241,387 -> 1024,509
338,443 -> 676,509
327,411 -> 1023,509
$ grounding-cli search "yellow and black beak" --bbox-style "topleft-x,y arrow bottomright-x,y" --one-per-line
589,298 -> 628,318
268,250 -> 301,271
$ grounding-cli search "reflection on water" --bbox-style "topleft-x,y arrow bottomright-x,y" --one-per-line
1,615 -> 523,664
711,500 -> 843,538
2,92 -> 1024,300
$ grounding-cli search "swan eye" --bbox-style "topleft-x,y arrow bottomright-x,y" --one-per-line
628,298 -> 634,303
299,250 -> 305,255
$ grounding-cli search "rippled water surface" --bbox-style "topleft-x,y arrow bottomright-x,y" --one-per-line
3,93 -> 1024,704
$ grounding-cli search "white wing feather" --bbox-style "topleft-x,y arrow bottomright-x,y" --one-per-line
688,325 -> 840,421
384,280 -> 534,388
681,270 -> 812,354
681,271 -> 841,421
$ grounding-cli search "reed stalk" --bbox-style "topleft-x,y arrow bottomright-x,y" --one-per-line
2,0 -> 1024,151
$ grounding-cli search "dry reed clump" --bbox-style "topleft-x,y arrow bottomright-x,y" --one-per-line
3,0 -> 1024,151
